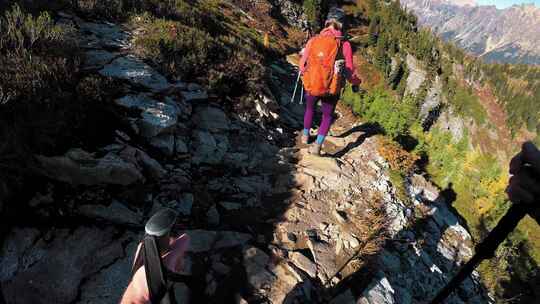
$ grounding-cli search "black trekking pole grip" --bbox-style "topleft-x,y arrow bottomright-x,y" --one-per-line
430,204 -> 529,304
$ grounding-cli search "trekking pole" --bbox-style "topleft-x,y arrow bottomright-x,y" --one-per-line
299,84 -> 304,105
290,71 -> 301,104
132,209 -> 191,304
430,203 -> 531,304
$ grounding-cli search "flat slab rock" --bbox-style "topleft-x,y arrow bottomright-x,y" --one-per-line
36,148 -> 144,186
83,50 -> 118,69
79,21 -> 130,49
116,94 -> 179,138
182,230 -> 252,253
2,227 -> 124,304
77,239 -> 139,304
100,56 -> 170,92
192,106 -> 231,132
242,246 -> 302,303
77,200 -> 142,226
191,131 -> 229,165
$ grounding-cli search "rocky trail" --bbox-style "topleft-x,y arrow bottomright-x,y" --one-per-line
0,13 -> 491,304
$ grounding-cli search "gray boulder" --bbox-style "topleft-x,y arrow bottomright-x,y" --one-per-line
77,239 -> 139,304
181,90 -> 208,102
116,94 -> 179,138
77,200 -> 142,226
436,107 -> 466,142
36,148 -> 144,186
100,56 -> 169,92
405,54 -> 427,96
2,227 -> 124,304
176,138 -> 189,154
83,50 -> 117,69
357,273 -> 396,304
272,0 -> 308,29
150,134 -> 175,156
183,230 -> 252,253
192,106 -> 230,132
79,22 -> 130,49
191,131 -> 229,164
0,228 -> 42,282
116,144 -> 166,180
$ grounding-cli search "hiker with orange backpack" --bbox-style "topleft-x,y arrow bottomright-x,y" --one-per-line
299,8 -> 361,155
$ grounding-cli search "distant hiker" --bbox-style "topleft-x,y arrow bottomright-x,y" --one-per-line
507,141 -> 540,224
299,7 -> 361,155
120,234 -> 189,304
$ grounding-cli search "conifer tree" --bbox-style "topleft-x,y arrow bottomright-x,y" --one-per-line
367,16 -> 379,46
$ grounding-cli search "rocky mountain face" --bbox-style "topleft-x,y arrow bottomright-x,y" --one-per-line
0,4 -> 492,304
401,0 -> 540,64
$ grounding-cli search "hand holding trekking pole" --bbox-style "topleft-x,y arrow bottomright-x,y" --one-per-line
431,142 -> 540,303
507,141 -> 540,223
120,209 -> 190,304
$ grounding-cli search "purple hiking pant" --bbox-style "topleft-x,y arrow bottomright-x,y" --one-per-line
303,93 -> 338,136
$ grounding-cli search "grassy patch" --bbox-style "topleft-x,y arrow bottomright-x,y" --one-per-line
448,82 -> 487,125
388,169 -> 410,204
130,1 -> 290,98
0,4 -> 78,103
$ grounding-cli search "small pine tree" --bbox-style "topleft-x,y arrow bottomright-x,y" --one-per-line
367,16 -> 379,46
388,58 -> 404,90
303,0 -> 322,32
375,33 -> 390,76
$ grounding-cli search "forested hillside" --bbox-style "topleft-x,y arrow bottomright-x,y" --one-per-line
338,0 -> 539,302
474,62 -> 540,142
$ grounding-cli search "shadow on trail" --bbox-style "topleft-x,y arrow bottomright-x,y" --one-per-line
329,123 -> 381,158
317,183 -> 491,303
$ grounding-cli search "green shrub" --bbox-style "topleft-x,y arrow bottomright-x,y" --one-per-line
0,4 -> 83,200
343,87 -> 420,138
0,51 -> 73,103
303,0 -> 323,31
131,3 -> 267,97
207,51 -> 264,97
0,4 -> 67,53
134,19 -> 220,79
0,4 -> 78,104
448,81 -> 487,125
72,0 -> 126,20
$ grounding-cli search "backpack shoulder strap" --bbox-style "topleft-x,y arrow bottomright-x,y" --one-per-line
335,37 -> 344,60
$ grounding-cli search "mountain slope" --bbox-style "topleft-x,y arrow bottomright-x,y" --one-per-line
401,0 -> 540,64
0,1 -> 493,304
346,0 -> 540,301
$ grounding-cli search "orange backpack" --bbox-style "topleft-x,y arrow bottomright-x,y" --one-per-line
302,35 -> 342,97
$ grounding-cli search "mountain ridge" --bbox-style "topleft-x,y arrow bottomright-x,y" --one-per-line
402,0 -> 540,64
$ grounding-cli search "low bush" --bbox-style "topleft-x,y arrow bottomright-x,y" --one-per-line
0,4 -> 78,104
378,137 -> 419,174
446,79 -> 487,125
133,19 -> 220,80
343,87 -> 420,138
131,3 -> 267,97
